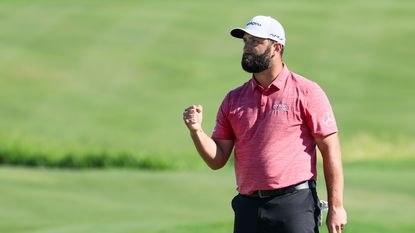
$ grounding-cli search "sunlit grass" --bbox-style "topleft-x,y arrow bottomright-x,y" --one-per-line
0,161 -> 414,233
0,0 -> 414,166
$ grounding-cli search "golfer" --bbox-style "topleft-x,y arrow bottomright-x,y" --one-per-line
183,15 -> 347,233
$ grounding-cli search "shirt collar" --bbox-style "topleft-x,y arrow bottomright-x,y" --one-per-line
250,64 -> 290,92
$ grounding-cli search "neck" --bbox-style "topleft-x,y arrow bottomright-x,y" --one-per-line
254,62 -> 283,88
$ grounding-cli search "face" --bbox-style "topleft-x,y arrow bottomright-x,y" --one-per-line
241,34 -> 274,73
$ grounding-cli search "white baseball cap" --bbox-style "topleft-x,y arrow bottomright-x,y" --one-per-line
230,15 -> 286,45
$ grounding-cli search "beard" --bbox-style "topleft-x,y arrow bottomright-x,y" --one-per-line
241,46 -> 272,73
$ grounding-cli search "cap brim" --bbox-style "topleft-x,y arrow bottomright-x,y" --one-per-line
230,28 -> 246,38
230,28 -> 268,40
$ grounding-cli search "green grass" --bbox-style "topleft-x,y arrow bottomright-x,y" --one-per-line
0,161 -> 414,233
0,1 -> 413,232
0,0 -> 414,166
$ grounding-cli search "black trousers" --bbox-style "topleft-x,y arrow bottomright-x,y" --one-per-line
232,189 -> 320,233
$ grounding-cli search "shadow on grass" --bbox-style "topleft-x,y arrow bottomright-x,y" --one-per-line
0,148 -> 175,170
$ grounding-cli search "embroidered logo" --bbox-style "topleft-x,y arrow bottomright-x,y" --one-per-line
269,33 -> 283,40
247,21 -> 261,27
323,112 -> 336,127
272,103 -> 289,112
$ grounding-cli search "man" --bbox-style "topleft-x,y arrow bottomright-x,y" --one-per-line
183,15 -> 347,233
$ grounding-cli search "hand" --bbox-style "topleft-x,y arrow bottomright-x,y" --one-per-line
326,206 -> 347,233
183,105 -> 203,132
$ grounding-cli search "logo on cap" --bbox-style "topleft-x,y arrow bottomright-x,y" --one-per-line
247,21 -> 261,27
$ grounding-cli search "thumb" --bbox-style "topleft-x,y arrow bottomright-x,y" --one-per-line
195,105 -> 203,113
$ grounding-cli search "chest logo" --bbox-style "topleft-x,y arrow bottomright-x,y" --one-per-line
272,103 -> 289,112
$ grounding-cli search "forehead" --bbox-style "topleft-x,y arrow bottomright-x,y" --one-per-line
242,33 -> 266,41
242,33 -> 267,42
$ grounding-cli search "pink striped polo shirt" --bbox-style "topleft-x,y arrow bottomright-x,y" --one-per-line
212,64 -> 338,195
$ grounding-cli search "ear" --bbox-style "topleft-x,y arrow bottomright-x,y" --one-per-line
274,43 -> 283,54
271,42 -> 282,57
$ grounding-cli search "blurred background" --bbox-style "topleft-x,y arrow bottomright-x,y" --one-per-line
0,0 -> 414,232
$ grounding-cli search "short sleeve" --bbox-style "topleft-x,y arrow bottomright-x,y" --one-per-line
304,83 -> 338,138
211,93 -> 236,140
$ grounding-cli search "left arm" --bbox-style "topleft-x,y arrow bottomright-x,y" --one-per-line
316,133 -> 347,233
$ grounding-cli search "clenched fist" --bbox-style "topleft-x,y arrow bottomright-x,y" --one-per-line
183,105 -> 203,132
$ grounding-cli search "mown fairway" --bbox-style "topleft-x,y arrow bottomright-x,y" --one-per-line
0,161 -> 415,233
0,0 -> 414,163
0,0 -> 414,233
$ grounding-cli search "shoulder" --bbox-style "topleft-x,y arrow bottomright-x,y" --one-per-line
287,70 -> 325,96
224,79 -> 251,100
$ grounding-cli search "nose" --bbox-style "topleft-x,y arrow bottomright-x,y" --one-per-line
243,44 -> 254,53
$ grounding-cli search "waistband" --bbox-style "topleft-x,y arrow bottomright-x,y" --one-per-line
243,180 -> 316,198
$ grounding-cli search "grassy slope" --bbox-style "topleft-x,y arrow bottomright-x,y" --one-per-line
0,167 -> 235,233
0,0 -> 414,164
0,161 -> 414,233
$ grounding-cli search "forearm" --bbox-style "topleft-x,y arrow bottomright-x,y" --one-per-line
190,129 -> 227,170
319,134 -> 344,208
323,148 -> 344,209
317,133 -> 347,232
183,105 -> 232,170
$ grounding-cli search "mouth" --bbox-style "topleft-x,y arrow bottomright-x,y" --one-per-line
243,51 -> 257,55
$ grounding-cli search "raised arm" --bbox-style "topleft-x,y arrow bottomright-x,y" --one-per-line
183,105 -> 234,170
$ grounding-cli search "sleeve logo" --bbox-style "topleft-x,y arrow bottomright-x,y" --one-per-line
323,112 -> 336,127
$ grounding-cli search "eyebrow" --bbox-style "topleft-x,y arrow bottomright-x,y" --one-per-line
243,38 -> 267,45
